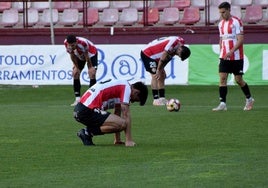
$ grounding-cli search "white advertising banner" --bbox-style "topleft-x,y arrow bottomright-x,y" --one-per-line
0,45 -> 189,85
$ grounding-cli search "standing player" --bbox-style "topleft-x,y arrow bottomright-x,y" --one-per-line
64,35 -> 98,106
73,79 -> 148,147
140,36 -> 191,106
213,2 -> 254,111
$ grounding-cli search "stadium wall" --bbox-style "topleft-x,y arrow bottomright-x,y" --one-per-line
1,26 -> 268,45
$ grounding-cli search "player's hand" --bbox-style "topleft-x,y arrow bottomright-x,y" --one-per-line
154,72 -> 160,80
154,70 -> 162,80
224,51 -> 233,60
125,141 -> 136,147
154,69 -> 165,80
114,140 -> 125,145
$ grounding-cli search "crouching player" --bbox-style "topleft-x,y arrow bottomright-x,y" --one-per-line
73,79 -> 148,147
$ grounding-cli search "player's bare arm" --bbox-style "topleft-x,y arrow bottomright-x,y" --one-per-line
224,34 -> 244,60
70,53 -> 80,78
113,103 -> 124,145
154,51 -> 171,80
84,52 -> 92,68
158,51 -> 172,71
70,53 -> 79,67
84,52 -> 96,79
120,103 -> 135,146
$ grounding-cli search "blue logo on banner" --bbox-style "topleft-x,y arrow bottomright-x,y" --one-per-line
112,54 -> 138,81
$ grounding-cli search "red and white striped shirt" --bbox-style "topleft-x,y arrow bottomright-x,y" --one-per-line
80,80 -> 131,110
64,37 -> 97,61
218,16 -> 244,60
142,36 -> 185,61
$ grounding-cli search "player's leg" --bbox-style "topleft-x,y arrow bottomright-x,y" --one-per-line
71,65 -> 82,106
140,51 -> 159,105
100,114 -> 126,133
234,75 -> 254,110
157,70 -> 167,105
219,72 -> 228,102
151,74 -> 159,102
74,105 -> 110,146
213,59 -> 229,111
212,72 -> 228,111
234,59 -> 254,110
87,54 -> 98,87
71,58 -> 86,106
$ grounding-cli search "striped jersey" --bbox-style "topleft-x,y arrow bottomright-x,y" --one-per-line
64,37 -> 97,61
80,80 -> 131,110
218,16 -> 244,60
142,36 -> 185,61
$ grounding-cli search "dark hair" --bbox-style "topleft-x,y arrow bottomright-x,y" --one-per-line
66,35 -> 77,43
180,46 -> 191,61
132,81 -> 148,106
218,2 -> 231,10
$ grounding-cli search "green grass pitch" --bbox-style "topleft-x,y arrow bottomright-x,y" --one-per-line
0,85 -> 267,188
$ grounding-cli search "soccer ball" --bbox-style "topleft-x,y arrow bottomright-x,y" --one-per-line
166,98 -> 181,112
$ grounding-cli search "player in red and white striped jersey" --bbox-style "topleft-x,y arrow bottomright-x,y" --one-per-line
213,2 -> 254,111
64,35 -> 98,106
141,36 -> 191,106
73,79 -> 148,147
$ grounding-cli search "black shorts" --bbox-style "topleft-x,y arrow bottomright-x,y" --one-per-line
76,53 -> 98,71
219,58 -> 244,75
140,51 -> 158,74
73,102 -> 110,134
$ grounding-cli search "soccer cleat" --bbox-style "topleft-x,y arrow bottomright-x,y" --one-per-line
243,98 -> 254,111
77,129 -> 95,146
153,98 -> 167,106
212,102 -> 227,111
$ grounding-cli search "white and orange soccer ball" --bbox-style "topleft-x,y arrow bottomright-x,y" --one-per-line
166,98 -> 181,112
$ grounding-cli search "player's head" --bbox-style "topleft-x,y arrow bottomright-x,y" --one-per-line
66,35 -> 77,50
218,1 -> 230,10
131,82 -> 148,106
66,35 -> 77,43
180,46 -> 191,61
218,2 -> 231,20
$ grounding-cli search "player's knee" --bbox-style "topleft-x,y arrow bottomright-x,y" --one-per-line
118,120 -> 127,131
236,80 -> 244,86
73,72 -> 80,79
220,77 -> 227,85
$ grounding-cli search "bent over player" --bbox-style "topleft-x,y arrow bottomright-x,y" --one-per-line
213,2 -> 254,111
73,79 -> 148,147
64,35 -> 98,106
140,36 -> 191,106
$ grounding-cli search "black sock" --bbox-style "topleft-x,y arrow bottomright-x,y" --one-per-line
219,86 -> 227,103
241,83 -> 251,99
89,79 -> 96,87
74,79 -> 81,97
86,127 -> 103,136
159,89 -> 165,98
152,89 -> 159,99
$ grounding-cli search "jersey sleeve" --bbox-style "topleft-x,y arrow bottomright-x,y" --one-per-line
234,19 -> 243,35
120,83 -> 131,104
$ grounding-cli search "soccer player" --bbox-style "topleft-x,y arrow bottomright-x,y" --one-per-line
64,35 -> 98,106
213,2 -> 254,111
140,36 -> 191,106
73,79 -> 148,147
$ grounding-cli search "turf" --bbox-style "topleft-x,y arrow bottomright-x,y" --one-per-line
0,85 -> 267,188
